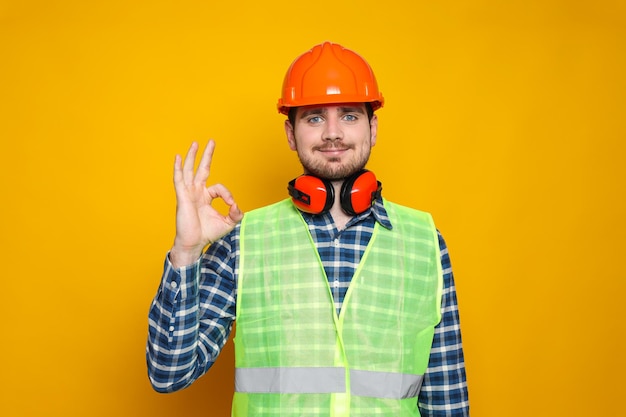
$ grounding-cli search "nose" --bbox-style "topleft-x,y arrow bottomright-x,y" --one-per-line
323,114 -> 343,141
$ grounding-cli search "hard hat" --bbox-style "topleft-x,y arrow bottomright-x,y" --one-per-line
277,42 -> 384,115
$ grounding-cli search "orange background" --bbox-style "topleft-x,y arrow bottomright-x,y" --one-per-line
1,1 -> 625,416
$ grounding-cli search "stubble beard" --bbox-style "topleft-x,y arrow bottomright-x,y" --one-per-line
297,143 -> 372,181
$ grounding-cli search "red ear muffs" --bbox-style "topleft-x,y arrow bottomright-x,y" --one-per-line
288,175 -> 334,214
340,170 -> 382,216
288,170 -> 382,215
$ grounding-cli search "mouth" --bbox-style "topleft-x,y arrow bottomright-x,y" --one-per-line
316,145 -> 351,154
318,149 -> 349,160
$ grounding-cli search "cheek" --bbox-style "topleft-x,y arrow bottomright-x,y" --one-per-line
291,130 -> 316,150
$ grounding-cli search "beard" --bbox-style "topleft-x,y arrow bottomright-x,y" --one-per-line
297,142 -> 372,180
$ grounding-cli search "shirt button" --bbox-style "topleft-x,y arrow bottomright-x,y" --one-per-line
334,239 -> 340,247
169,326 -> 175,332
333,280 -> 339,288
171,281 -> 178,289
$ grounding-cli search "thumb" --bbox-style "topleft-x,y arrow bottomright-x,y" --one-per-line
226,203 -> 244,225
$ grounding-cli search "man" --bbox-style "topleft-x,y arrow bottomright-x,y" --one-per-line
147,42 -> 469,416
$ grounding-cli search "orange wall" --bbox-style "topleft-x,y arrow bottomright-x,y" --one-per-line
1,1 -> 625,416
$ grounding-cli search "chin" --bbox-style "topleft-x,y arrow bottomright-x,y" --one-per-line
312,166 -> 365,181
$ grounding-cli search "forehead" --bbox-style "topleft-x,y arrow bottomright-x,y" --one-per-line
296,103 -> 367,117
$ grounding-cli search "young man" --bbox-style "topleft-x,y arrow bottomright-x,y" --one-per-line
147,42 -> 470,416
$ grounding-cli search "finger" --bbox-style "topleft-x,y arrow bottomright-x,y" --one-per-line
173,154 -> 183,186
206,185 -> 243,224
182,142 -> 199,184
226,202 -> 244,225
206,183 -> 235,205
194,139 -> 215,186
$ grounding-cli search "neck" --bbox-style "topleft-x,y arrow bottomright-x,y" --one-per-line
329,180 -> 352,231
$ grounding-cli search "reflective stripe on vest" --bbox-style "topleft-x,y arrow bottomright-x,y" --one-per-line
235,367 -> 424,400
235,367 -> 345,394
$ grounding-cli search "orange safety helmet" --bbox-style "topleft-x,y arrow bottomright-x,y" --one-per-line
277,42 -> 384,115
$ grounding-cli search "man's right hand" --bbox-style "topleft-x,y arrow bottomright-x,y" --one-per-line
169,140 -> 244,268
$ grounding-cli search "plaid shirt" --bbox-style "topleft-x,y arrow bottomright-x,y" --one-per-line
147,199 -> 470,416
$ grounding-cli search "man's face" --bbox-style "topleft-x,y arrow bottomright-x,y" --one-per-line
285,103 -> 378,180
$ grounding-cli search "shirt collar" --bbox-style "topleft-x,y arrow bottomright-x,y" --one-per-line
298,197 -> 393,230
366,197 -> 393,230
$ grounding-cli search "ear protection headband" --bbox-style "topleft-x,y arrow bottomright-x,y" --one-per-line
288,170 -> 382,215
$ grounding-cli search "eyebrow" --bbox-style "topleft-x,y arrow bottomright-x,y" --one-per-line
299,106 -> 366,119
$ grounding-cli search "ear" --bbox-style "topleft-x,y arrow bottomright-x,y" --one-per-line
369,114 -> 378,147
285,119 -> 297,151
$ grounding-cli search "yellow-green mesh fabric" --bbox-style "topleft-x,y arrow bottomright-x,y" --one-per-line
234,199 -> 442,417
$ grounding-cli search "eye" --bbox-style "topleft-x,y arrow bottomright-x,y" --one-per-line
342,114 -> 358,122
307,115 -> 323,124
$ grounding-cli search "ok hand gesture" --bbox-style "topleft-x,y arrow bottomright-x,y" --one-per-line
169,140 -> 244,268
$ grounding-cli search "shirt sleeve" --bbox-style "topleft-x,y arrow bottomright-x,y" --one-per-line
146,228 -> 239,393
417,231 -> 470,416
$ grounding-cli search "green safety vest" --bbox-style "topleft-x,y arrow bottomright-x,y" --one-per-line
233,199 -> 442,417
